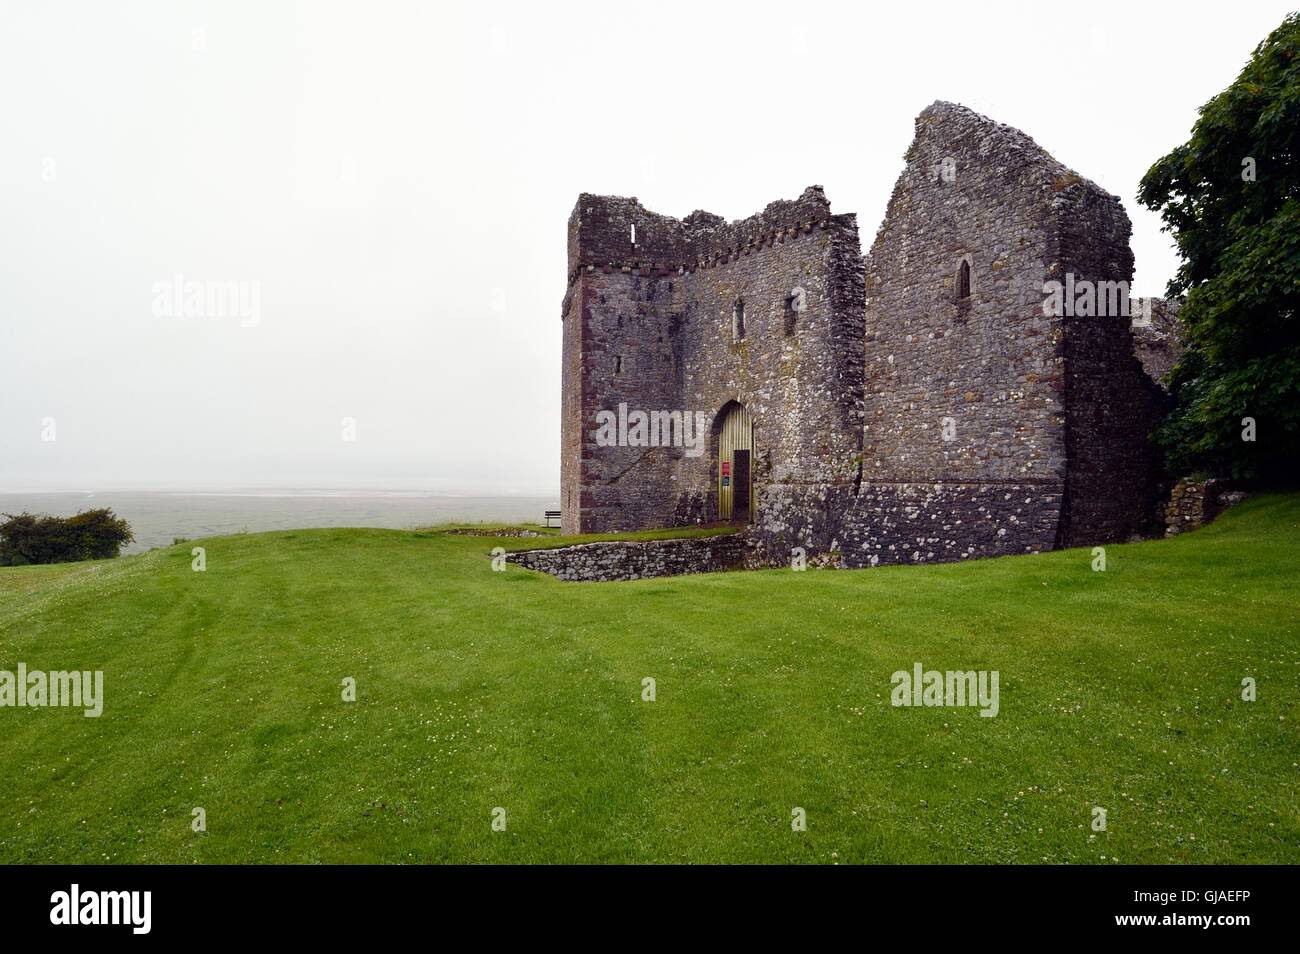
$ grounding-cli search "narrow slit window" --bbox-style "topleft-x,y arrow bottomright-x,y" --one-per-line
957,260 -> 972,301
614,355 -> 622,374
785,286 -> 805,336
732,298 -> 746,341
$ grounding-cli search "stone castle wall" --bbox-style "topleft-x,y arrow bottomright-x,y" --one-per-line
1130,297 -> 1184,386
840,103 -> 1071,567
561,187 -> 865,549
559,101 -> 1170,567
1052,178 -> 1167,544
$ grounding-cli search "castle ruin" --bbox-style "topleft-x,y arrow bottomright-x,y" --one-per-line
560,102 -> 1170,567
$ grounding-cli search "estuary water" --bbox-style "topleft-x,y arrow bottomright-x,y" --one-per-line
0,490 -> 560,554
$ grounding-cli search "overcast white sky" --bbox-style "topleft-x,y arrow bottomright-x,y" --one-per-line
2,0 -> 1292,493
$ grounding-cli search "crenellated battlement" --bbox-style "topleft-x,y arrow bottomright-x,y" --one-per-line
565,186 -> 839,290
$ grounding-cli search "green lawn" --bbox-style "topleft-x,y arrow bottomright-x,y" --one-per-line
0,497 -> 1296,864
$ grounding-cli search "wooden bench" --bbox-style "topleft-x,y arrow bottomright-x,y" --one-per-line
544,510 -> 561,528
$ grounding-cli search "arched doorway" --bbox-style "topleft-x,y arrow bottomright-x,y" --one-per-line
716,402 -> 754,524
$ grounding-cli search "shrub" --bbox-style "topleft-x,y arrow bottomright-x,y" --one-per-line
0,509 -> 135,566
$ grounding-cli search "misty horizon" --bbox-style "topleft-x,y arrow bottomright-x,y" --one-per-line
4,0 -> 1293,494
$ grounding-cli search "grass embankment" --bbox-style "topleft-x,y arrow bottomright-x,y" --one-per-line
0,498 -> 1296,863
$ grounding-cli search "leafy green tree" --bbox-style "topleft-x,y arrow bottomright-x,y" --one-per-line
1138,13 -> 1299,482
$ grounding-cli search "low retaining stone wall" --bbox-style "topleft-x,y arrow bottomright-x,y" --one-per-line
1164,478 -> 1247,536
505,533 -> 746,582
1165,479 -> 1219,535
508,477 -> 1248,580
445,527 -> 547,538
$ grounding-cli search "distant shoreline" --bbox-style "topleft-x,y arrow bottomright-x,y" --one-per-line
0,491 -> 561,554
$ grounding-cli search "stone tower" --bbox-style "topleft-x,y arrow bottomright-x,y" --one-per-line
560,187 -> 865,544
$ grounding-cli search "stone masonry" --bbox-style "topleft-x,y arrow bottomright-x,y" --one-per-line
505,534 -> 746,582
1163,478 -> 1248,537
559,102 -> 1171,567
1130,297 -> 1184,387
